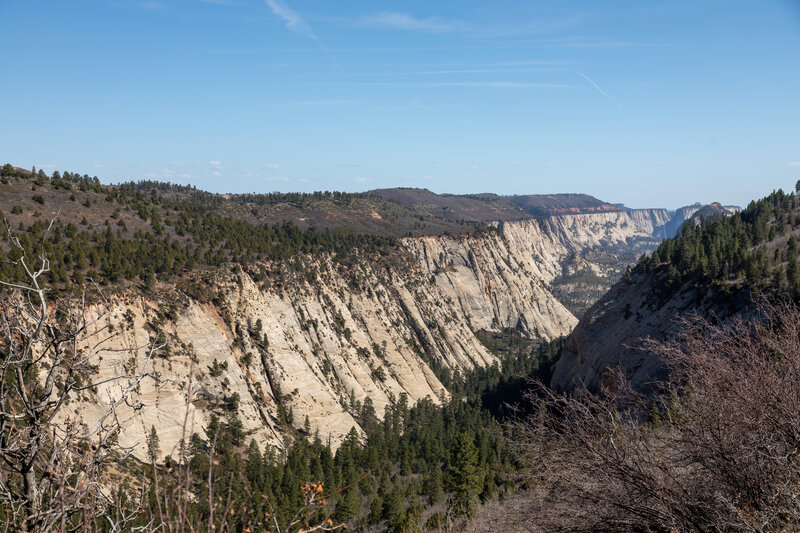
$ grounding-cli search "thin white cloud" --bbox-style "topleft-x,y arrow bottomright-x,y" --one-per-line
265,163 -> 279,169
264,0 -> 340,70
281,99 -> 357,106
209,160 -> 222,166
213,171 -> 223,178
357,12 -> 465,32
306,81 -> 572,90
280,41 -> 664,53
517,15 -> 589,36
373,67 -> 560,77
448,81 -> 573,89
159,166 -> 193,180
573,70 -> 622,111
788,161 -> 800,169
264,0 -> 315,38
392,81 -> 572,89
139,2 -> 165,11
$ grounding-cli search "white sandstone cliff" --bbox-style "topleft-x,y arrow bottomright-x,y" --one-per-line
67,212 -> 667,459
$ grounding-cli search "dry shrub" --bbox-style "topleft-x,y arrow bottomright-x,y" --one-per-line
510,302 -> 800,532
0,233 -> 160,532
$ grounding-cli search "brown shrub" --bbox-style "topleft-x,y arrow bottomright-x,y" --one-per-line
509,302 -> 800,532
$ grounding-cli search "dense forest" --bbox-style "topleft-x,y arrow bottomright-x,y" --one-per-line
640,186 -> 800,300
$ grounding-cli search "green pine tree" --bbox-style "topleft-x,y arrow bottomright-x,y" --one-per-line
333,487 -> 360,522
447,431 -> 484,517
147,425 -> 160,464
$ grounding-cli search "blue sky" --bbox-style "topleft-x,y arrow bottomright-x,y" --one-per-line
1,0 -> 799,209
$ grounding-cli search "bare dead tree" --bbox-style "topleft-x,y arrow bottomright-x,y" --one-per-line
509,301 -> 800,533
0,231 -> 162,532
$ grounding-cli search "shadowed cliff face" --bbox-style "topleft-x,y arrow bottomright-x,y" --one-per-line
550,264 -> 750,396
61,211 -> 674,459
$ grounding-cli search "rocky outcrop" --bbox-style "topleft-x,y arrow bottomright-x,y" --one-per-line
405,225 -> 576,341
407,209 -> 676,327
74,297 -> 287,459
72,251 -> 495,459
542,211 -> 663,253
663,203 -> 741,237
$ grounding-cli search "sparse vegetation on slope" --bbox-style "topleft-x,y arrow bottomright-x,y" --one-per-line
536,186 -> 800,531
552,186 -> 800,396
0,253 -> 527,532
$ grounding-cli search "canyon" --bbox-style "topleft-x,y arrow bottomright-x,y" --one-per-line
0,167 -> 734,460
67,204 -> 690,460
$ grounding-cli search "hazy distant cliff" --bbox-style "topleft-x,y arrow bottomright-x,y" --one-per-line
550,195 -> 762,397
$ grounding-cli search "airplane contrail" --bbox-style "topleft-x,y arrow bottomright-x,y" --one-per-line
573,69 -> 622,112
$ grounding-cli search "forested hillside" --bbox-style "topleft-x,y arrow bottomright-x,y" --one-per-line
643,188 -> 800,298
0,164 -> 399,291
0,162 -> 574,531
0,162 -> 690,319
553,185 -> 800,395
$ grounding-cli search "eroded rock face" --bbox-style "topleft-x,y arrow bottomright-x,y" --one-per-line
68,225 -> 566,459
542,211 -> 665,252
625,209 -> 672,238
66,212 -> 671,459
67,296 -> 286,461
550,265 -> 747,396
405,226 -> 575,342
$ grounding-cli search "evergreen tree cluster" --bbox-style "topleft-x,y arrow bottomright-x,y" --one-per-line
447,330 -> 565,419
640,188 -> 800,299
0,165 -> 396,291
118,337 -> 564,532
1,163 -> 103,192
237,190 -> 369,207
132,392 -> 510,533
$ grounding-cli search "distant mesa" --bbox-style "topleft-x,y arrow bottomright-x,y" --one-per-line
665,201 -> 742,237
368,188 -> 625,221
505,193 -> 622,217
